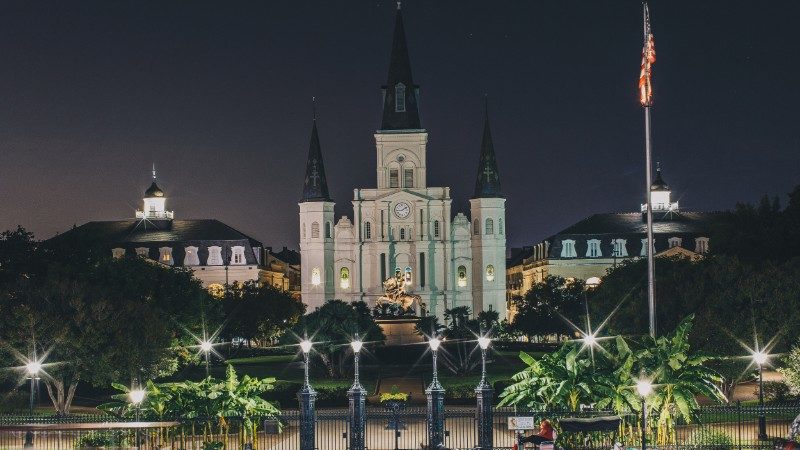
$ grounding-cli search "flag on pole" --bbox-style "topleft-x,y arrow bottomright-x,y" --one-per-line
639,3 -> 656,106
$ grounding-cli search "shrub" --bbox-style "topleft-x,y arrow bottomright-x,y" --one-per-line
75,431 -> 130,448
201,442 -> 223,450
686,429 -> 734,450
761,381 -> 797,403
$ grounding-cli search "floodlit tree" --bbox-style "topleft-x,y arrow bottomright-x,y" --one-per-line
222,281 -> 305,347
511,275 -> 585,342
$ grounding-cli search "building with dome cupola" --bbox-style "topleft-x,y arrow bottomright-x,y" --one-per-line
298,5 -> 507,321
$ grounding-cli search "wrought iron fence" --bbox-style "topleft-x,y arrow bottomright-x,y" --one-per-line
0,403 -> 797,450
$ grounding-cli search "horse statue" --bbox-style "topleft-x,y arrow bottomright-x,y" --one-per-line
376,272 -> 421,311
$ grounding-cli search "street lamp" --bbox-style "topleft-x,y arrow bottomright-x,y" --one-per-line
298,338 -> 316,450
636,380 -> 653,450
200,340 -> 213,377
426,336 -> 445,449
348,334 -> 366,450
476,336 -> 493,450
583,333 -> 598,348
129,387 -> 146,450
23,359 -> 42,448
754,350 -> 769,440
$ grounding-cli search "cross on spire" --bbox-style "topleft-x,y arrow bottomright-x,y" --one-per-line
473,97 -> 503,199
301,100 -> 331,202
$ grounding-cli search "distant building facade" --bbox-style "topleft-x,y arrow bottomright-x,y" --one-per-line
507,167 -> 715,302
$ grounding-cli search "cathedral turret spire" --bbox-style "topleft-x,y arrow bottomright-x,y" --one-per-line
301,100 -> 331,202
380,5 -> 421,130
473,98 -> 502,199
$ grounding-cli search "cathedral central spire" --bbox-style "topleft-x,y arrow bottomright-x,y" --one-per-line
473,98 -> 503,199
301,101 -> 332,202
380,6 -> 421,131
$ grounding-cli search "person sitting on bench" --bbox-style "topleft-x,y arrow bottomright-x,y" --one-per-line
522,419 -> 555,445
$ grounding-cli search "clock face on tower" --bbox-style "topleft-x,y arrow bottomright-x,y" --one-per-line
394,202 -> 411,219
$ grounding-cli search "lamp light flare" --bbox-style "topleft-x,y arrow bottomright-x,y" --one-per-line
477,336 -> 491,350
300,339 -> 313,354
428,337 -> 441,351
636,380 -> 653,397
753,350 -> 768,366
200,340 -> 213,352
25,361 -> 42,377
583,333 -> 598,348
129,389 -> 146,405
351,339 -> 363,353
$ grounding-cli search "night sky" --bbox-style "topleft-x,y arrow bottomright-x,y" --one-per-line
1,1 -> 798,250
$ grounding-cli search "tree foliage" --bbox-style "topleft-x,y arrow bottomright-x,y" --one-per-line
511,275 -> 586,341
222,281 -> 305,347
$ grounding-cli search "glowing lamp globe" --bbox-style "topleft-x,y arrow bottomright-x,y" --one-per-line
428,337 -> 441,352
200,340 -> 213,352
25,361 -> 42,377
584,333 -> 598,347
351,339 -> 363,353
129,389 -> 146,405
636,380 -> 653,397
477,336 -> 491,350
300,339 -> 313,354
753,351 -> 768,366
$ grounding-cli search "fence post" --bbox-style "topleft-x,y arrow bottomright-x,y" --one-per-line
427,348 -> 446,449
736,400 -> 742,450
348,348 -> 366,450
475,381 -> 493,449
298,350 -> 317,450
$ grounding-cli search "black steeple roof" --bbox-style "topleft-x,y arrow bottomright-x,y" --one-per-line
301,111 -> 332,203
473,99 -> 503,199
144,181 -> 164,198
380,4 -> 422,131
651,164 -> 669,191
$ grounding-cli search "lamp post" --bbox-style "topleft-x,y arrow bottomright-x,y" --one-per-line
298,338 -> 317,450
23,360 -> 42,448
754,351 -> 768,440
475,336 -> 493,450
348,335 -> 366,450
129,387 -> 146,450
200,340 -> 213,377
426,337 -> 445,449
636,380 -> 653,450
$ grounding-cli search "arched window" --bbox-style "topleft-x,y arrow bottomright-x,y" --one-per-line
399,228 -> 406,240
473,219 -> 480,235
499,218 -> 504,235
486,264 -> 495,282
184,246 -> 200,266
207,246 -> 223,265
695,237 -> 709,254
560,240 -> 576,258
311,222 -> 320,239
364,222 -> 372,240
404,267 -> 412,286
668,237 -> 682,248
611,239 -> 628,257
586,239 -> 602,257
311,267 -> 321,286
395,83 -> 406,112
325,222 -> 332,239
457,265 -> 468,287
340,267 -> 350,289
485,218 -> 494,235
433,220 -> 440,238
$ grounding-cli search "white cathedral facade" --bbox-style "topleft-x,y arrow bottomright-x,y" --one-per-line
298,6 -> 507,320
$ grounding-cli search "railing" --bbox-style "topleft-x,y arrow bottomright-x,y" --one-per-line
0,403 -> 797,450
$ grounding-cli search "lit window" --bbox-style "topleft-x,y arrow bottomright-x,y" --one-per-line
611,239 -> 628,257
457,265 -> 468,287
486,265 -> 495,282
404,266 -> 412,286
473,219 -> 480,235
364,222 -> 372,240
499,218 -> 504,235
112,248 -> 125,259
485,218 -> 494,235
395,83 -> 406,112
695,237 -> 709,254
184,246 -> 200,266
340,267 -> 350,289
325,222 -> 332,239
668,237 -> 682,248
586,239 -> 602,258
231,246 -> 246,265
389,169 -> 399,188
560,239 -> 576,258
311,267 -> 321,286
404,169 -> 414,188
208,246 -> 223,265
311,222 -> 320,239
433,220 -> 440,238
135,247 -> 149,258
159,247 -> 173,265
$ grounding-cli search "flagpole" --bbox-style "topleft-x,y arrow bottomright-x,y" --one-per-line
645,105 -> 656,338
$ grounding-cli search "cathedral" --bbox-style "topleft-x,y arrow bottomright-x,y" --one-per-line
298,5 -> 507,320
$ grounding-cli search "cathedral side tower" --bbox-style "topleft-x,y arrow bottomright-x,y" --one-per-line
299,113 -> 335,311
469,101 -> 507,315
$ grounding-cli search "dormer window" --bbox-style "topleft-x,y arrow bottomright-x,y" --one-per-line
184,246 -> 200,266
231,246 -> 245,265
560,239 -> 577,258
641,238 -> 651,256
695,237 -> 709,254
135,247 -> 149,258
395,83 -> 406,112
112,248 -> 126,259
208,246 -> 223,265
612,239 -> 628,257
586,239 -> 602,258
668,237 -> 682,248
159,247 -> 173,265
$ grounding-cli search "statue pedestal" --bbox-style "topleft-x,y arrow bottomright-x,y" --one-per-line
376,318 -> 423,345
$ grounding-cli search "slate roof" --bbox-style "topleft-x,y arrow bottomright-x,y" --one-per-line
272,247 -> 301,266
144,181 -> 165,198
380,6 -> 422,131
301,118 -> 332,202
473,100 -> 502,199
